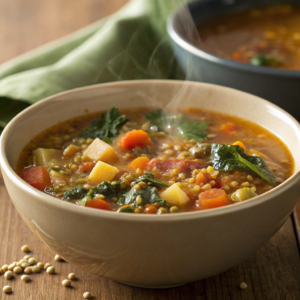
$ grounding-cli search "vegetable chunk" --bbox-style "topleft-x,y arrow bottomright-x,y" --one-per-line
33,148 -> 62,167
197,189 -> 230,209
160,183 -> 190,206
83,138 -> 117,162
86,199 -> 110,210
88,161 -> 119,184
119,130 -> 152,150
19,166 -> 51,191
128,157 -> 150,170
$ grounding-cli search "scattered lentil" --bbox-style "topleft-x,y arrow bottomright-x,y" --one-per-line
178,173 -> 186,180
230,181 -> 238,188
54,254 -> 63,261
0,268 -> 4,274
21,245 -> 30,252
13,267 -> 22,274
202,183 -> 212,190
2,265 -> 8,271
28,258 -> 36,265
83,291 -> 92,299
46,266 -> 55,274
32,266 -> 41,273
247,175 -> 253,181
24,267 -> 32,274
8,263 -> 16,271
62,279 -> 72,287
68,273 -> 76,280
37,262 -> 44,269
158,207 -> 168,214
21,263 -> 29,269
3,285 -> 12,293
240,282 -> 248,289
44,263 -> 52,270
4,271 -> 13,279
21,275 -> 30,282
241,182 -> 250,187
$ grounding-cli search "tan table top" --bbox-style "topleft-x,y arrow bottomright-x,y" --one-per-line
1,0 -> 300,299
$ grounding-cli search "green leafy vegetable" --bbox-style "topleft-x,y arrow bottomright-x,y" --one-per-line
144,109 -> 209,142
251,54 -> 282,67
78,107 -> 127,140
134,172 -> 169,187
117,207 -> 134,213
118,186 -> 165,207
91,181 -> 122,197
64,187 -> 89,200
211,144 -> 277,185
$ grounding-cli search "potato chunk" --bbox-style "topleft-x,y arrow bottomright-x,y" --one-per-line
83,138 -> 117,162
160,183 -> 190,206
33,148 -> 62,167
88,161 -> 119,184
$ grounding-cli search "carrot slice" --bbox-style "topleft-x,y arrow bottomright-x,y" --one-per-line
197,188 -> 230,209
195,172 -> 207,185
19,166 -> 51,191
232,141 -> 246,152
220,122 -> 236,133
79,162 -> 96,172
128,157 -> 150,170
119,130 -> 152,150
86,199 -> 110,210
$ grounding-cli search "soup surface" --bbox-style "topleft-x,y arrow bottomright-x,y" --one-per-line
17,107 -> 293,214
196,5 -> 300,70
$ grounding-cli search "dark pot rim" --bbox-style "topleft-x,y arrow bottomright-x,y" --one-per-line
167,0 -> 300,79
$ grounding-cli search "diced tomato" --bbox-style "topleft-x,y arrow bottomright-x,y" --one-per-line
19,166 -> 51,191
220,122 -> 236,133
79,162 -> 96,172
146,159 -> 209,176
86,199 -> 110,210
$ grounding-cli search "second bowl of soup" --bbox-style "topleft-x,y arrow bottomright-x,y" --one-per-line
168,0 -> 300,120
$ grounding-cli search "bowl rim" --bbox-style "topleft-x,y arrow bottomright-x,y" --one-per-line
1,80 -> 300,222
167,0 -> 300,78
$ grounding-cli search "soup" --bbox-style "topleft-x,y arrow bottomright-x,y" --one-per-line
196,5 -> 300,70
17,107 -> 293,214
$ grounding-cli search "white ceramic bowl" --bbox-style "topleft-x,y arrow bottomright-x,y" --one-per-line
1,80 -> 300,288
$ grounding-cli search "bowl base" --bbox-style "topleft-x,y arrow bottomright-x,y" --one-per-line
118,281 -> 188,289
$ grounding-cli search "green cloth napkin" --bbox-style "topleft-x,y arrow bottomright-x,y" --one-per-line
0,0 -> 187,132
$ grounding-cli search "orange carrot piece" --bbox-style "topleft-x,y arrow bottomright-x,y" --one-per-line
232,52 -> 241,60
119,130 -> 152,150
195,172 -> 207,185
145,205 -> 158,214
86,199 -> 110,210
79,162 -> 96,172
232,141 -> 247,152
19,166 -> 51,191
128,157 -> 150,170
220,122 -> 236,133
197,188 -> 230,209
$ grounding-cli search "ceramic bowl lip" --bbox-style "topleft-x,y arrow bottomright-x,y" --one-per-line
167,0 -> 300,78
1,80 -> 300,222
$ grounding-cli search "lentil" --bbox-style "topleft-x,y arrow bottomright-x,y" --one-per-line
46,266 -> 55,274
21,245 -> 30,252
32,266 -> 41,273
62,279 -> 72,287
4,271 -> 13,279
240,282 -> 248,289
68,273 -> 76,280
3,286 -> 12,293
54,254 -> 63,261
28,258 -> 36,265
24,267 -> 32,274
83,291 -> 92,299
21,274 -> 30,282
44,263 -> 52,270
13,266 -> 22,274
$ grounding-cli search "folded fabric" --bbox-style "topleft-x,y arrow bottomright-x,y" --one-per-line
0,0 -> 188,132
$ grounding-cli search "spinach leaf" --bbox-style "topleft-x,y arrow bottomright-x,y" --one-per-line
211,144 -> 277,185
134,172 -> 169,187
178,120 -> 209,142
64,187 -> 89,200
144,109 -> 209,142
91,181 -> 122,197
251,54 -> 282,67
118,186 -> 165,207
78,107 -> 127,140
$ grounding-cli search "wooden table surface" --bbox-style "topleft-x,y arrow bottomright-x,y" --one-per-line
1,0 -> 300,299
